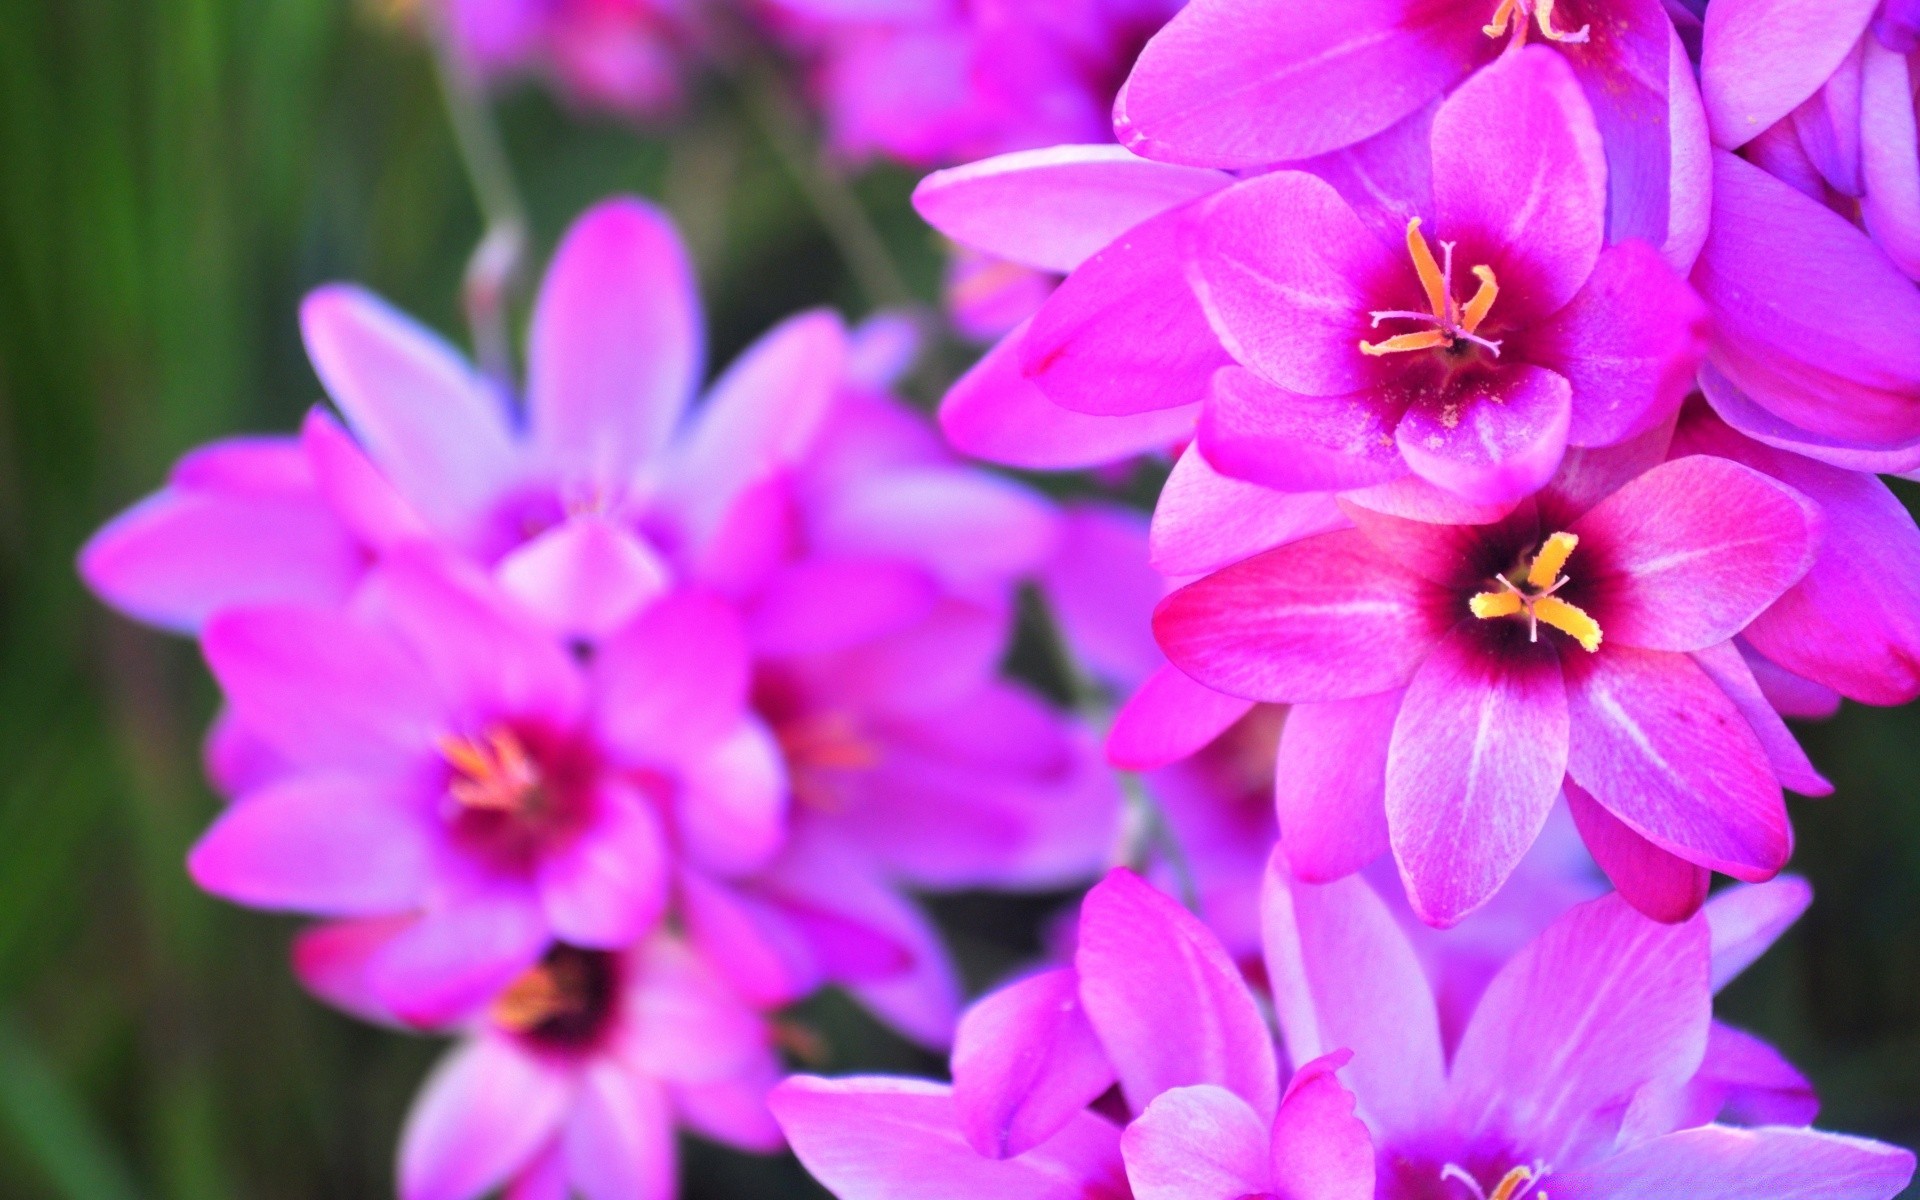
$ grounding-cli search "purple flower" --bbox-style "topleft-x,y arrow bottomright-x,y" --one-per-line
1263,854 -> 1914,1200
766,0 -> 1182,167
773,868 -> 1375,1200
435,0 -> 704,119
1691,0 -> 1920,469
301,928 -> 782,1200
1118,0 -> 1684,248
1154,446 -> 1825,927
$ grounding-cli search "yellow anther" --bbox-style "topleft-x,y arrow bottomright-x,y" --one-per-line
1535,596 -> 1602,652
1484,0 -> 1520,38
1407,218 -> 1450,320
1526,531 -> 1578,590
1490,1167 -> 1545,1200
1361,329 -> 1452,357
1534,0 -> 1589,42
1461,266 -> 1501,335
1470,591 -> 1525,619
1484,0 -> 1588,44
440,728 -> 543,814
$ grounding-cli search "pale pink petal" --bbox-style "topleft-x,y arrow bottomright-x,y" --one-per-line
537,784 -> 669,948
564,1066 -> 675,1200
494,515 -> 672,641
1705,875 -> 1813,993
369,887 -> 551,1027
748,558 -> 938,657
1107,665 -> 1256,771
1198,368 -> 1408,493
1150,443 -> 1350,577
1042,504 -> 1166,689
291,916 -> 413,1026
189,774 -> 429,915
399,1036 -> 576,1200
1701,0 -> 1880,148
1552,1125 -> 1914,1199
1276,691 -> 1400,883
675,721 -> 790,877
808,467 -> 1061,589
1860,43 -> 1920,280
1691,641 -> 1831,796
528,198 -> 702,487
1268,1054 -> 1375,1200
299,407 -> 431,550
952,967 -> 1116,1160
1393,366 -> 1573,507
593,591 -> 750,764
1120,1085 -> 1269,1200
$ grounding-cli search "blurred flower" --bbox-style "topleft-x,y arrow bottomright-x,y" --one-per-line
774,868 -> 1374,1200
1264,857 -> 1913,1199
1155,450 -> 1825,927
431,0 -> 707,119
1691,0 -> 1920,470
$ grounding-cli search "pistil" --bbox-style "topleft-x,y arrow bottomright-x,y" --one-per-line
1468,531 -> 1602,652
1361,219 -> 1503,360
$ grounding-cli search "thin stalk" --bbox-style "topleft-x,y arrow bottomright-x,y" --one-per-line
429,32 -> 528,387
736,64 -> 913,311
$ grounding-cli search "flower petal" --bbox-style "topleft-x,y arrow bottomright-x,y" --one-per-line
1552,1125 -> 1914,1200
399,1036 -> 576,1200
1120,1085 -> 1269,1200
1700,0 -> 1880,148
1704,875 -> 1812,993
1565,777 -> 1712,924
675,721 -> 790,878
537,784 -> 670,948
495,516 -> 673,641
1107,665 -> 1256,772
1392,365 -> 1572,507
189,774 -> 429,915
564,1066 -> 675,1200
1198,368 -> 1409,493
1268,1054 -> 1375,1200
1275,691 -> 1400,883
952,967 -> 1116,1161
593,591 -> 750,764
1150,442 -> 1350,577
369,886 -> 551,1027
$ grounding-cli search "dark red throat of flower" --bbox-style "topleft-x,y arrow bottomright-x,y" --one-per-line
490,946 -> 618,1051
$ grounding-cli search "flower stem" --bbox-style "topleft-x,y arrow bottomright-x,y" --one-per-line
429,31 -> 529,388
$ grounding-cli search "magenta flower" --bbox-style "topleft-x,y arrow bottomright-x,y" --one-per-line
1118,0 -> 1685,247
1183,48 -> 1705,506
1155,447 -> 1825,926
766,0 -> 1182,167
773,869 -> 1375,1200
300,927 -> 782,1200
187,551 -> 763,1025
1689,0 -> 1920,468
1263,854 -> 1914,1200
435,0 -> 703,119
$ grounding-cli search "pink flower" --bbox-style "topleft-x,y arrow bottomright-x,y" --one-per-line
767,0 -> 1182,167
773,869 -> 1375,1200
300,927 -> 782,1200
1690,0 -> 1920,469
437,0 -> 704,119
1263,854 -> 1913,1199
1119,0 -> 1685,248
1154,447 -> 1825,927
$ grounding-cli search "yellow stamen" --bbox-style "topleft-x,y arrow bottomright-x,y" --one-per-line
1526,531 -> 1579,590
1490,1167 -> 1544,1200
1407,218 -> 1450,320
1534,0 -> 1590,42
440,729 -> 543,813
1535,596 -> 1602,652
1470,591 -> 1525,619
1484,0 -> 1519,38
1461,266 -> 1501,334
1361,329 -> 1452,357
492,961 -> 578,1033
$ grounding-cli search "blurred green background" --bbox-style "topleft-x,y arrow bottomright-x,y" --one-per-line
0,1 -> 1912,1196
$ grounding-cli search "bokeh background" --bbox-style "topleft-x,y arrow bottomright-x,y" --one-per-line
0,1 -> 1913,1196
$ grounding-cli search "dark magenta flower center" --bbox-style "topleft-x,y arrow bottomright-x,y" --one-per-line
439,723 -> 600,869
490,945 -> 620,1054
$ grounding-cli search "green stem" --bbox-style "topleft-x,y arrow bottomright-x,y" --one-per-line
737,65 -> 914,311
429,31 -> 528,387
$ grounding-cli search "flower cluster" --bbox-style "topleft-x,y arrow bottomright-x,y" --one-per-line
82,197 -> 1116,1199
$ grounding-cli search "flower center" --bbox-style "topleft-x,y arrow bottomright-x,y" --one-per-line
1484,0 -> 1590,44
441,728 -> 549,819
1468,531 -> 1602,652
1361,219 -> 1504,360
491,946 -> 619,1051
1442,1163 -> 1551,1200
774,710 -> 882,812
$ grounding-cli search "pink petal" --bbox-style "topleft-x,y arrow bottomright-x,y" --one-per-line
939,323 -> 1199,471
1150,443 -> 1350,577
1529,241 -> 1707,449
820,599 -> 1012,717
1387,626 -> 1568,928
1552,1125 -> 1914,1200
399,1036 -> 576,1200
1564,646 -> 1791,881
505,1143 -> 568,1200
1115,0 -> 1482,168
494,516 -> 672,641
1153,530 -> 1449,704
593,591 -> 750,764
670,1067 -> 785,1153
1259,854 -> 1445,1140
952,967 -> 1116,1160
1120,1085 -> 1270,1200
771,1077 -> 1129,1200
1021,202 -> 1234,416
299,407 -> 431,550
79,468 -> 360,635
537,784 -> 669,948
914,145 -> 1232,273
619,936 -> 773,1083
1107,665 -> 1256,771
1686,1021 -> 1821,1128
564,1066 -> 675,1200
1571,455 -> 1819,652
1664,25 -> 1714,273
1042,504 -> 1167,689
528,198 -> 702,488
1449,894 -> 1711,1166
1276,691 -> 1400,883
1697,359 -> 1920,474
1700,0 -> 1880,148
1077,869 -> 1278,1119
1565,777 -> 1711,924
655,309 -> 845,552
1742,645 -> 1844,719
1570,0 -> 1677,248
1393,365 -> 1573,507
808,467 -> 1061,589
369,887 -> 551,1027
202,606 -> 444,771
1268,1054 -> 1375,1200
1432,47 -> 1606,320
1705,875 -> 1813,992
1190,171 -> 1399,400
674,721 -> 790,877
1690,641 -> 1831,796
292,916 -> 412,1026
748,558 -> 938,658
1860,42 -> 1920,280
1198,368 -> 1409,493
189,774 -> 429,915
299,285 -> 518,536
